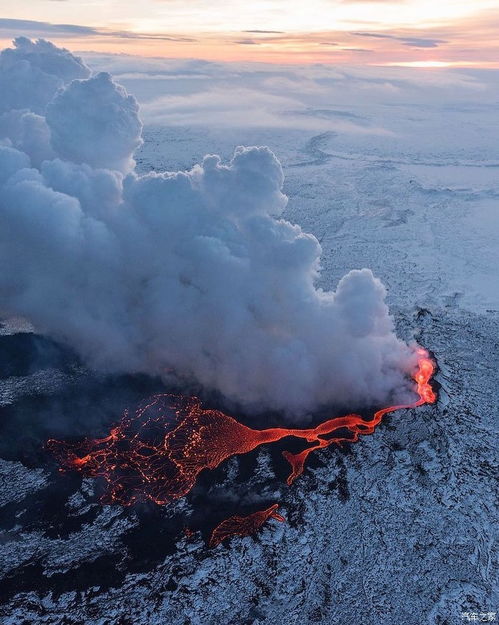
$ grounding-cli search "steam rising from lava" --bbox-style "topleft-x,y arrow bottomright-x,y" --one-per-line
1,37 -> 419,415
46,354 -> 436,508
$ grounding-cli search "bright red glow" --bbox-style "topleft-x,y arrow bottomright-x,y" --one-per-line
209,504 -> 285,548
47,351 -> 436,539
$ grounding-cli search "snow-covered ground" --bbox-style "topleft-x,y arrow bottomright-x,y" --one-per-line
1,60 -> 498,624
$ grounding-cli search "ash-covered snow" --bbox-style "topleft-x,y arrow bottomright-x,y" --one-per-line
1,58 -> 498,624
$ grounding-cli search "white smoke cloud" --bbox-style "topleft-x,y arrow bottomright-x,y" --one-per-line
0,37 -> 90,114
46,72 -> 142,174
0,38 -> 418,416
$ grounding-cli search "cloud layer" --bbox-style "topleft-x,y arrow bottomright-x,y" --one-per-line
2,4 -> 499,66
0,38 -> 418,416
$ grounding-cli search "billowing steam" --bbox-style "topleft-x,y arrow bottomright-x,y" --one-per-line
0,38 -> 418,415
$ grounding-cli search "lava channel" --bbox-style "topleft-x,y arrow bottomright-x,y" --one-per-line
47,350 -> 436,537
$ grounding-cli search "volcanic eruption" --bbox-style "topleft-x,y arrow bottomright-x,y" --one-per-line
0,38 -> 438,546
47,352 -> 436,545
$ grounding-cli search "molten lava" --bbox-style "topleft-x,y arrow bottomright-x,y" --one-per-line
209,504 -> 285,548
47,351 -> 436,541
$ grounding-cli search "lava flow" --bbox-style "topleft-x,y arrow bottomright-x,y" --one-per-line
47,350 -> 436,513
209,504 -> 286,548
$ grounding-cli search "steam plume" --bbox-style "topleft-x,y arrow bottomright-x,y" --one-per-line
0,38 -> 418,415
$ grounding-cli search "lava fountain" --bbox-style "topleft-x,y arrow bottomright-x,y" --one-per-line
47,349 -> 436,543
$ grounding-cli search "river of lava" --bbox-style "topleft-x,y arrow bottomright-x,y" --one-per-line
47,350 -> 436,506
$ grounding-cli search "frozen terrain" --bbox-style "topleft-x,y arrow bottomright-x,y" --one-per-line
1,59 -> 498,624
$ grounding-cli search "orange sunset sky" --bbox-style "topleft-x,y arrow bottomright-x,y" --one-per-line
1,0 -> 498,66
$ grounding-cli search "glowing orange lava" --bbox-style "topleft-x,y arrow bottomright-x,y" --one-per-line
47,351 -> 436,513
209,504 -> 286,548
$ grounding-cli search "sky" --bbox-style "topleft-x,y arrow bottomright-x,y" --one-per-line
1,0 -> 499,65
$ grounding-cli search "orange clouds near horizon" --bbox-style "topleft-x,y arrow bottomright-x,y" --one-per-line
0,1 -> 499,67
